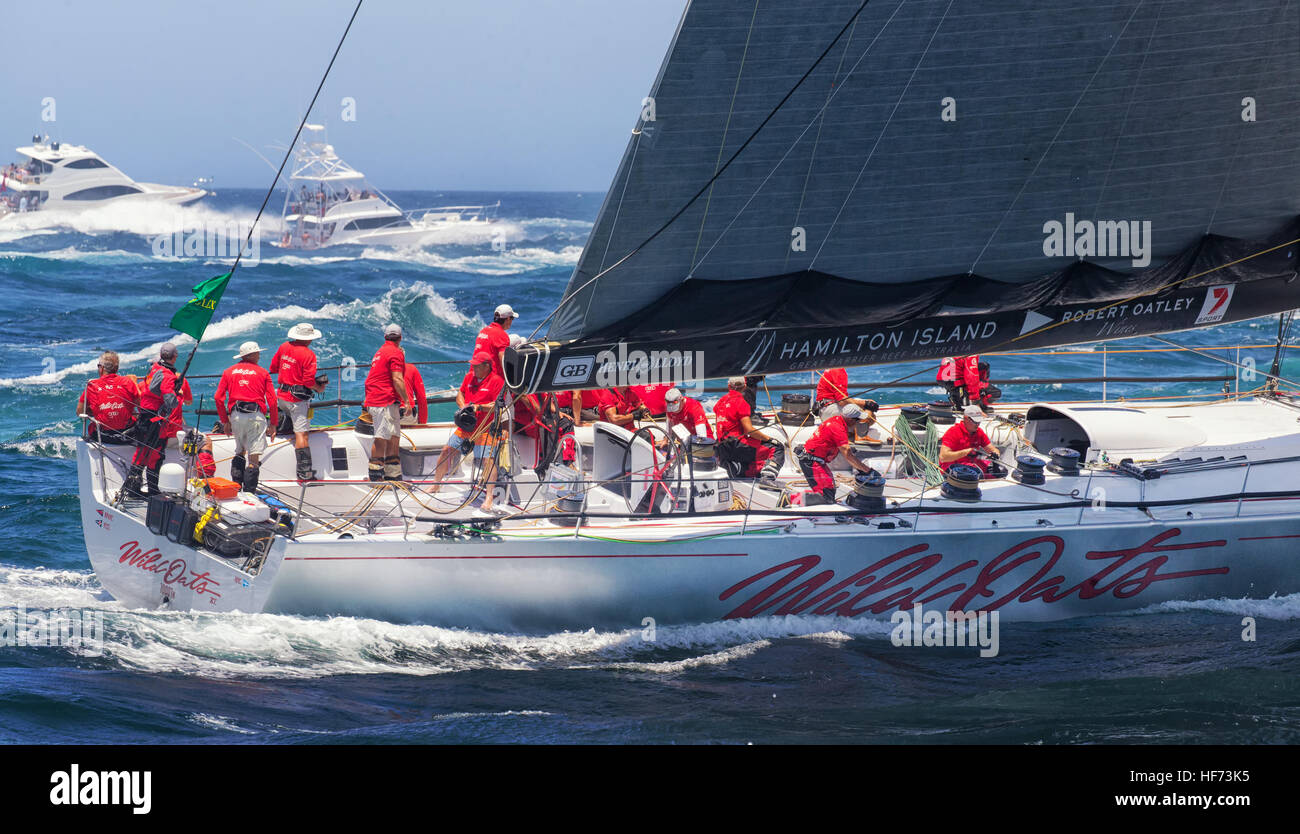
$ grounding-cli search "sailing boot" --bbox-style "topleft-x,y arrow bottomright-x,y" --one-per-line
294,447 -> 317,481
757,443 -> 785,488
242,465 -> 260,494
368,461 -> 384,482
230,454 -> 246,486
121,464 -> 145,499
383,455 -> 403,481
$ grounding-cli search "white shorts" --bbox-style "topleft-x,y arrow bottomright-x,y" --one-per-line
819,402 -> 842,420
229,409 -> 268,456
282,398 -> 311,433
368,404 -> 400,440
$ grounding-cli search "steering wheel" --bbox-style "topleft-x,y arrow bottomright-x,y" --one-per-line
622,424 -> 685,514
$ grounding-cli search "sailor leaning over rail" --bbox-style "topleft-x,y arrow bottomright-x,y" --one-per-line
362,323 -> 409,481
76,350 -> 138,445
713,376 -> 784,487
269,322 -> 327,480
796,403 -> 876,504
123,342 -> 192,497
214,341 -> 278,493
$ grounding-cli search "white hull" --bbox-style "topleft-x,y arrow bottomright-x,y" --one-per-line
77,398 -> 1300,630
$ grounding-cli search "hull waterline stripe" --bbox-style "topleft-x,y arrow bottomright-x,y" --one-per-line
1238,534 -> 1300,540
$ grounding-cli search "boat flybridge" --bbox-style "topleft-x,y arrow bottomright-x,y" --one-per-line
277,124 -> 497,249
75,381 -> 1300,632
0,135 -> 205,217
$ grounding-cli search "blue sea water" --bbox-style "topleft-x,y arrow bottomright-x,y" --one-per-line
2,189 -> 1299,744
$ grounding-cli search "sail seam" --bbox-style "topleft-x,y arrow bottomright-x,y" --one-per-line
808,0 -> 958,269
966,1 -> 1145,276
689,0 -> 763,275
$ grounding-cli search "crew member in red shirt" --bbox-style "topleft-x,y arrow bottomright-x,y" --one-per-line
124,342 -> 192,497
631,384 -> 670,418
942,355 -> 983,408
77,350 -> 137,444
714,376 -> 785,485
430,351 -> 506,511
939,404 -> 1000,474
596,386 -> 644,428
473,303 -> 517,379
215,341 -> 278,492
400,361 -> 427,425
797,404 -> 875,503
270,322 -> 327,480
664,387 -> 712,438
814,368 -> 878,419
363,324 -> 409,481
557,388 -> 603,426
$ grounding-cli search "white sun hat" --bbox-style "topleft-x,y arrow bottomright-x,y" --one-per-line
234,341 -> 262,359
287,322 -> 323,341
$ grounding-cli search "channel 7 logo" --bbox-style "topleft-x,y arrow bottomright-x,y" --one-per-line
552,356 -> 594,387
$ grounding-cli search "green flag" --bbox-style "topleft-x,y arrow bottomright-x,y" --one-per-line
169,271 -> 231,340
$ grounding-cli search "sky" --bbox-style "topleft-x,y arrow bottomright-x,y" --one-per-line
4,0 -> 687,190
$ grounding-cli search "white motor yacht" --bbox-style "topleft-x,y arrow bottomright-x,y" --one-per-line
277,124 -> 497,249
0,135 -> 206,216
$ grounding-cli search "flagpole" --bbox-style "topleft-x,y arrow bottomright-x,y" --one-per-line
174,0 -> 365,389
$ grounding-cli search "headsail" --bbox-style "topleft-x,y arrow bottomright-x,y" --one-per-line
509,0 -> 1300,393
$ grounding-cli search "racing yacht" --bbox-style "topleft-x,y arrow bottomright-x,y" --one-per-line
74,0 -> 1300,631
0,135 -> 205,216
277,124 -> 497,248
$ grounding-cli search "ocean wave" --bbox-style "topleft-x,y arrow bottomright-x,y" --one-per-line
1133,593 -> 1300,620
355,244 -> 581,275
0,201 -> 263,239
0,282 -> 469,388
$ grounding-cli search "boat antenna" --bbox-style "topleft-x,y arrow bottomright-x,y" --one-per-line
175,0 -> 365,387
1266,310 -> 1295,394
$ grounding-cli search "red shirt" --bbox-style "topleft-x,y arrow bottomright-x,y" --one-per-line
556,389 -> 603,412
631,384 -> 670,415
667,396 -> 713,438
137,362 -> 192,429
956,355 -> 981,395
364,341 -> 406,407
79,374 -> 138,431
216,361 -> 278,423
460,370 -> 505,431
269,341 -> 318,402
596,387 -> 639,420
804,415 -> 849,461
940,421 -> 990,470
816,368 -> 849,403
714,390 -> 758,447
403,363 -> 427,423
473,322 -> 511,379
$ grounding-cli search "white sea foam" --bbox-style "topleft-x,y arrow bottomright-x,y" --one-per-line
0,566 -> 105,609
0,201 -> 263,239
1132,593 -> 1300,620
356,244 -> 581,275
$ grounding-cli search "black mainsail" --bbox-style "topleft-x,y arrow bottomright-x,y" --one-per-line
507,0 -> 1300,393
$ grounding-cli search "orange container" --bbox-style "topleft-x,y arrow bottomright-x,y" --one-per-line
205,477 -> 241,501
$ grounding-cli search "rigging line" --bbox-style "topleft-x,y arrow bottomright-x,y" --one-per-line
784,14 -> 861,273
1205,0 -> 1293,234
966,1 -> 1144,276
1090,1 -> 1164,219
809,0 -> 956,268
695,0 -> 907,274
689,0 -> 762,273
1147,333 -> 1300,389
177,0 -> 364,385
524,0 -> 874,343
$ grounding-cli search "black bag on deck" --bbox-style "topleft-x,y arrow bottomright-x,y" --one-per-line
165,504 -> 199,546
145,493 -> 173,535
202,518 -> 273,561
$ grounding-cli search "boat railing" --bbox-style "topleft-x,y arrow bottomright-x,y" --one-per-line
407,200 -> 501,223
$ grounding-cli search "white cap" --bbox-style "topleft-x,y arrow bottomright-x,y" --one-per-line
840,404 -> 863,420
664,387 -> 683,412
494,304 -> 518,319
288,322 -> 322,341
384,323 -> 402,338
962,404 -> 986,422
728,376 -> 747,389
234,341 -> 262,359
